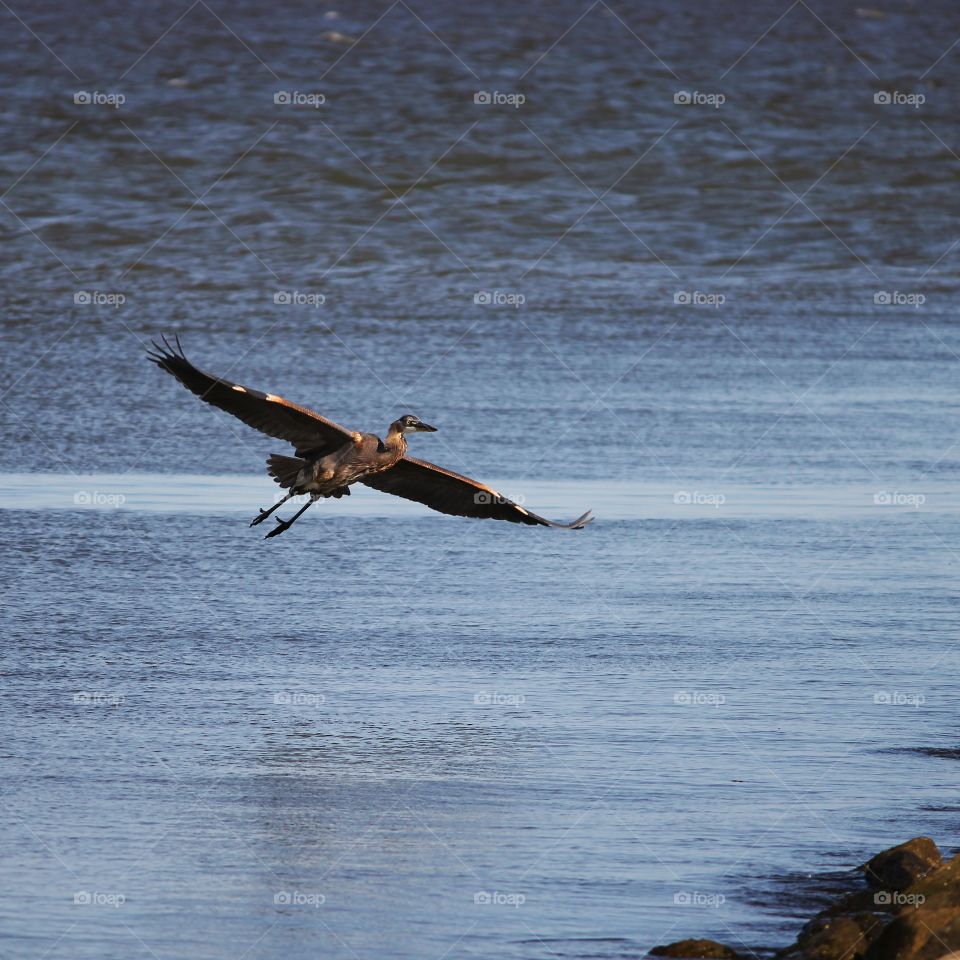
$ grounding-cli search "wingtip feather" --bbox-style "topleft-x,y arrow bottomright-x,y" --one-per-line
570,510 -> 594,529
146,334 -> 188,369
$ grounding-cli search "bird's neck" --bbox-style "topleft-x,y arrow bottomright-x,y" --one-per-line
384,428 -> 407,459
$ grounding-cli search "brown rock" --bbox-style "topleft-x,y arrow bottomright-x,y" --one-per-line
864,839 -> 943,893
863,906 -> 960,960
896,852 -> 960,914
649,841 -> 960,960
856,913 -> 894,940
649,938 -> 742,959
783,913 -> 889,960
821,890 -> 887,918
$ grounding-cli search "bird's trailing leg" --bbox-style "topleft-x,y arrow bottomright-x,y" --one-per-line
250,491 -> 296,527
265,494 -> 319,539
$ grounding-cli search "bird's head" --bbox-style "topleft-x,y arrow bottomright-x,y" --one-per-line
391,414 -> 437,434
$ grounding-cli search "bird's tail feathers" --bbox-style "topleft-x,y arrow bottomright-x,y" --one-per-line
266,454 -> 305,489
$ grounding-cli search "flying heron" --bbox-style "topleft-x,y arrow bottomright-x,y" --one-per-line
148,337 -> 593,538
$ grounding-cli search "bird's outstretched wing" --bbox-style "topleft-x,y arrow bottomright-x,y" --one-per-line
147,336 -> 355,456
361,456 -> 593,529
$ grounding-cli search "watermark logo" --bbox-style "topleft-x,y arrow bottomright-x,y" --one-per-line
674,291 -> 725,307
74,891 -> 125,907
74,691 -> 125,706
873,691 -> 925,708
273,890 -> 325,907
273,692 -> 325,707
474,490 -> 524,505
674,491 -> 725,508
673,890 -> 726,907
673,691 -> 726,708
74,290 -> 125,308
274,90 -> 326,108
474,290 -> 525,307
874,91 -> 925,108
873,491 -> 925,509
74,491 -> 126,508
873,291 -> 925,308
473,90 -> 525,108
74,91 -> 125,108
874,890 -> 925,906
473,890 -> 525,907
473,691 -> 526,706
274,290 -> 325,308
674,91 -> 725,108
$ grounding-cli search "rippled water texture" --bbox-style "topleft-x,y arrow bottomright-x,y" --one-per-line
1,1 -> 959,958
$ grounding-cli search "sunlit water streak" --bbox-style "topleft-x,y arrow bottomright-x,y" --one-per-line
0,473 -> 957,520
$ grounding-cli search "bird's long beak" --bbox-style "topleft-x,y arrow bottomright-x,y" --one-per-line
417,422 -> 438,432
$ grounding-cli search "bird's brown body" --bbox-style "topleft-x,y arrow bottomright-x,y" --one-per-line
147,336 -> 593,538
275,428 -> 409,497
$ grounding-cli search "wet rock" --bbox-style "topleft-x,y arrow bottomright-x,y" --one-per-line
864,839 -> 943,893
646,841 -> 960,960
895,851 -> 960,913
782,913 -> 888,960
820,889 -> 884,918
863,906 -> 960,960
650,938 -> 742,959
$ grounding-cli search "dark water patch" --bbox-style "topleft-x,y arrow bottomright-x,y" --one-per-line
885,747 -> 960,761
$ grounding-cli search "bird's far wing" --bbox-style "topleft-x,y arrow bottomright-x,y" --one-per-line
147,336 -> 356,455
361,456 -> 593,529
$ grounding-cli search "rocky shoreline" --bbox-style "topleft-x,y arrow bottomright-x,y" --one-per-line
651,838 -> 960,960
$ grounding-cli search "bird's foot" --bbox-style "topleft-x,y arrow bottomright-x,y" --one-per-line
250,507 -> 272,527
264,516 -> 293,539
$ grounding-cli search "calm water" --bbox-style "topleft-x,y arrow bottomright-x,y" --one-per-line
2,1 -> 959,958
